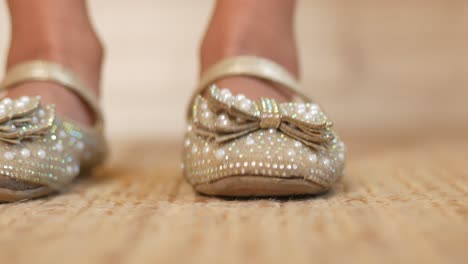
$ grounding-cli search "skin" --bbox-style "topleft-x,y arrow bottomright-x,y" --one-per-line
201,0 -> 298,101
6,0 -> 103,125
4,0 -> 298,125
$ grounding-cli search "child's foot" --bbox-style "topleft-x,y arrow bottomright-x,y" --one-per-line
0,0 -> 107,201
200,0 -> 299,102
5,0 -> 103,126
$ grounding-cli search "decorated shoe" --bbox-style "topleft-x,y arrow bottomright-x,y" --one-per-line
183,56 -> 346,196
0,61 -> 107,202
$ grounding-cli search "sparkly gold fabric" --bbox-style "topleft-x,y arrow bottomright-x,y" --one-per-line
192,86 -> 334,151
0,60 -> 107,196
0,96 -> 106,190
183,85 -> 346,190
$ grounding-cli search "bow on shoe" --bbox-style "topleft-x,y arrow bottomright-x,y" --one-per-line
192,85 -> 335,150
0,96 -> 55,144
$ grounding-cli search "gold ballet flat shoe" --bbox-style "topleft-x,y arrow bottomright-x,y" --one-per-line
183,56 -> 346,197
0,61 -> 107,202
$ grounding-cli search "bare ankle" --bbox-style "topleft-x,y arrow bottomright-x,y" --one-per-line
200,0 -> 299,77
6,34 -> 104,94
6,0 -> 104,92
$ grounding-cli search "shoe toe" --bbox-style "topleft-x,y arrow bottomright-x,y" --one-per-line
184,129 -> 345,196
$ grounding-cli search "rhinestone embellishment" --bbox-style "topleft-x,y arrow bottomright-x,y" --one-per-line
0,96 -> 106,190
183,86 -> 346,189
191,85 -> 334,151
0,96 -> 54,144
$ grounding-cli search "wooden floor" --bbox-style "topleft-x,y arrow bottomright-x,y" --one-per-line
0,131 -> 467,264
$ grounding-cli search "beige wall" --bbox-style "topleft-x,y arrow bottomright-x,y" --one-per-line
1,1 -> 467,140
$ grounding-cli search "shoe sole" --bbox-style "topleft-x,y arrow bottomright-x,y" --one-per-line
0,187 -> 53,202
194,175 -> 328,197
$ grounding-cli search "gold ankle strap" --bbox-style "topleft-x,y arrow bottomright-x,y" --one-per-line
0,60 -> 104,131
188,56 -> 312,118
196,56 -> 311,101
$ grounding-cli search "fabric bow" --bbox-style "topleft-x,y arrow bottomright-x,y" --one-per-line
0,96 -> 55,144
192,86 -> 335,150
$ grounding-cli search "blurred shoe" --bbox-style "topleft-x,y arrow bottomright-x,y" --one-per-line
0,61 -> 107,202
183,56 -> 346,197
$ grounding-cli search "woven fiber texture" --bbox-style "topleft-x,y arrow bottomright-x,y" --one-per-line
0,132 -> 467,264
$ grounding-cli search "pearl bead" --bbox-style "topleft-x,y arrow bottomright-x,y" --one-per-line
203,146 -> 211,153
202,111 -> 212,120
304,113 -> 315,120
217,119 -> 230,127
308,153 -> 318,163
216,114 -> 230,127
322,158 -> 331,166
297,104 -> 306,110
3,98 -> 12,105
38,109 -> 46,117
15,101 -> 25,109
20,96 -> 30,103
220,89 -> 232,101
218,113 -> 228,121
215,149 -> 225,160
309,104 -> 319,111
239,100 -> 251,111
246,137 -> 255,145
66,166 -> 74,175
236,94 -> 246,102
56,143 -> 64,152
309,109 -> 319,115
287,149 -> 296,157
297,108 -> 305,114
338,152 -> 345,161
338,141 -> 346,150
20,148 -> 31,158
37,149 -> 46,159
4,152 -> 15,160
191,145 -> 199,154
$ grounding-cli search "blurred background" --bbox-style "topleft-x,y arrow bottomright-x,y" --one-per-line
0,0 -> 467,140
